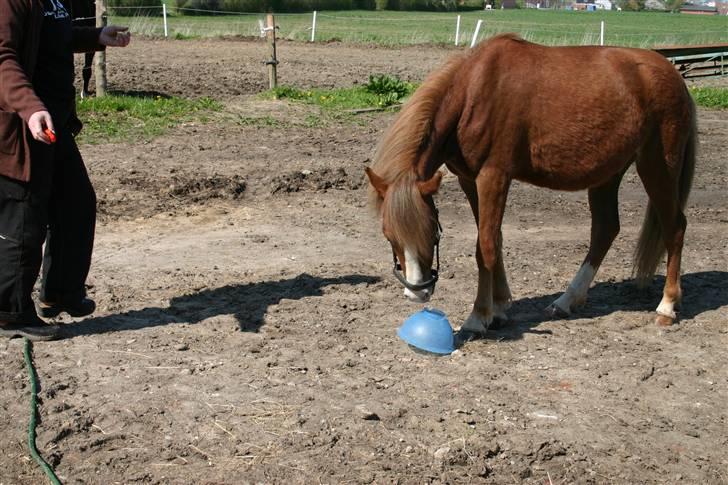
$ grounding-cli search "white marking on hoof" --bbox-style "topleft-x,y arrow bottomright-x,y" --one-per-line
551,264 -> 596,315
460,312 -> 492,336
656,295 -> 677,320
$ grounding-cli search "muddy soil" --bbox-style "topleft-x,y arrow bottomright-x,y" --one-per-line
1,38 -> 727,484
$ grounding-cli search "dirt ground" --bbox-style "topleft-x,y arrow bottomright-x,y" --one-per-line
1,38 -> 727,484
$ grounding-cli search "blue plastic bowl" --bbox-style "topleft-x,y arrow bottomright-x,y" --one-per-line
397,308 -> 455,355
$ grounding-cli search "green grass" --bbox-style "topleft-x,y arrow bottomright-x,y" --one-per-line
240,76 -> 414,128
114,9 -> 728,47
76,94 -> 222,143
236,114 -> 287,126
690,87 -> 728,109
262,75 -> 415,110
235,113 -> 333,128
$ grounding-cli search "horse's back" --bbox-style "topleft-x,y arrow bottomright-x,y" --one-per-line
471,35 -> 688,115
457,35 -> 692,189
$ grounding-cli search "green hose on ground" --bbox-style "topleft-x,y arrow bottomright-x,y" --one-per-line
23,337 -> 63,485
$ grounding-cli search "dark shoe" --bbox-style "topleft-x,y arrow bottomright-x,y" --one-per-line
36,298 -> 96,318
0,318 -> 61,341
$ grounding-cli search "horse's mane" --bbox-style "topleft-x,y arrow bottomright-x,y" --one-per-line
367,53 -> 465,212
366,55 -> 464,258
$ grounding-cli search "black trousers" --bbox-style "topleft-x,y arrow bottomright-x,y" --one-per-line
0,126 -> 95,323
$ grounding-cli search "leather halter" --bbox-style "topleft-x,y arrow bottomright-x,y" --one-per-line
391,210 -> 442,292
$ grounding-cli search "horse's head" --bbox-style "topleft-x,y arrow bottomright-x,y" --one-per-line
366,167 -> 443,303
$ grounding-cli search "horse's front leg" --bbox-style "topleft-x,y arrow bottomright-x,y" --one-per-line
460,168 -> 511,337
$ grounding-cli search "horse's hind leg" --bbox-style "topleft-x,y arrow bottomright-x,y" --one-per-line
492,229 -> 512,323
634,134 -> 692,326
547,168 -> 627,317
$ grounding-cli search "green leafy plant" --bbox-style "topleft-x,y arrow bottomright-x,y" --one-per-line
365,75 -> 413,101
264,75 -> 415,111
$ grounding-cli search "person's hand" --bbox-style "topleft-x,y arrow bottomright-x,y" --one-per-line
28,111 -> 55,145
100,26 -> 131,47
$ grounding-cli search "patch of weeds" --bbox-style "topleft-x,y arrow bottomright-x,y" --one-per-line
364,74 -> 413,107
262,75 -> 416,112
76,94 -> 222,144
237,115 -> 286,127
303,114 -> 326,128
173,32 -> 199,40
690,87 -> 728,109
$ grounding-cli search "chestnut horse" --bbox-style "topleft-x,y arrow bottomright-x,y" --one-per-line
366,34 -> 696,335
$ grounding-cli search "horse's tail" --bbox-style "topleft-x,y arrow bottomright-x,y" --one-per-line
633,98 -> 697,287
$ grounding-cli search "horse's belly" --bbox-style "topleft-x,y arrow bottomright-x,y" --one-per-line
518,151 -> 631,191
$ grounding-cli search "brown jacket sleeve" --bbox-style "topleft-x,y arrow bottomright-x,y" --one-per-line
0,0 -> 46,122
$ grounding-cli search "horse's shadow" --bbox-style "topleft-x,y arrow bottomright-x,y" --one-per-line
460,270 -> 728,343
62,273 -> 379,338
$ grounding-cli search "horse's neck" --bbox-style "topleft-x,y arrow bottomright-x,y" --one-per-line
412,134 -> 448,181
414,92 -> 461,181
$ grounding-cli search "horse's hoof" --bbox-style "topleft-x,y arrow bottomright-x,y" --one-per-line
490,314 -> 510,329
461,313 -> 490,336
656,313 -> 675,326
455,329 -> 484,346
545,303 -> 570,319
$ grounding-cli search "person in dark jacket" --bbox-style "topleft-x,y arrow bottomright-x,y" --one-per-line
0,0 -> 130,340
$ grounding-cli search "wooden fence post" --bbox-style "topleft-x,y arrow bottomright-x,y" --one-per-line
95,0 -> 108,97
266,14 -> 278,89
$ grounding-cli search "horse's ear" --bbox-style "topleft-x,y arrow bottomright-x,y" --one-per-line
365,167 -> 388,198
417,171 -> 443,197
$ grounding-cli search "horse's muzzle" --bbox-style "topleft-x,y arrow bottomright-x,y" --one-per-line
404,285 -> 434,303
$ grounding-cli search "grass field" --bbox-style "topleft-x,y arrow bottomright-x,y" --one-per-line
114,8 -> 728,47
75,94 -> 221,143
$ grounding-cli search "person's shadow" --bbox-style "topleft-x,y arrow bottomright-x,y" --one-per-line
62,273 -> 379,338
457,270 -> 728,344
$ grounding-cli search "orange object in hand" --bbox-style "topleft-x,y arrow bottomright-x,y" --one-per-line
44,128 -> 56,143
